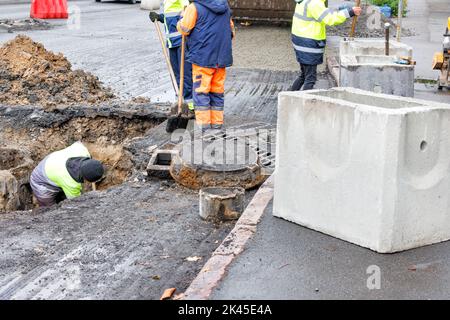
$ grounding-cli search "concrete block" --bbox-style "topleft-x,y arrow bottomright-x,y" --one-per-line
274,87 -> 450,253
340,39 -> 413,57
339,39 -> 415,97
199,187 -> 245,221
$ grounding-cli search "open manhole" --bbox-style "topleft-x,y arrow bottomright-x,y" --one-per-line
0,104 -> 166,212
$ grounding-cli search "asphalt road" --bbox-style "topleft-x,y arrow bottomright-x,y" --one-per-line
212,201 -> 450,300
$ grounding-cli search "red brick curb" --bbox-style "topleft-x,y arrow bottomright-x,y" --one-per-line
182,175 -> 274,300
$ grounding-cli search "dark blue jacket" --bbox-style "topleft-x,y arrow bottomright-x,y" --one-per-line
292,34 -> 326,65
187,0 -> 233,68
164,14 -> 183,48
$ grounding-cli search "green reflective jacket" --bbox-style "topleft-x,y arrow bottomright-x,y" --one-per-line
292,0 -> 349,41
45,142 -> 91,199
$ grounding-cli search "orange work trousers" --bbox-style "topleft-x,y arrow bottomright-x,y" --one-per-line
192,64 -> 226,131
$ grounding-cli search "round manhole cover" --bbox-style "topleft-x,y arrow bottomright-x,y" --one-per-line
170,138 -> 266,190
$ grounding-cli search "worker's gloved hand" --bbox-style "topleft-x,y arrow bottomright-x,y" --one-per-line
149,12 -> 163,23
352,7 -> 362,16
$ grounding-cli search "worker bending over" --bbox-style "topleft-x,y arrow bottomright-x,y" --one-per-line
150,0 -> 194,113
177,0 -> 235,132
30,142 -> 104,207
291,0 -> 361,91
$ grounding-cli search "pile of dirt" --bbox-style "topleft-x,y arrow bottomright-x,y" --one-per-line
327,5 -> 415,38
0,19 -> 52,33
0,35 -> 115,109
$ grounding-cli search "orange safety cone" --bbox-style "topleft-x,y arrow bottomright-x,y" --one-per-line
58,0 -> 69,19
30,0 -> 68,19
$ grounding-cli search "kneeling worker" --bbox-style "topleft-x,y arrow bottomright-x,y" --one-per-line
30,142 -> 104,207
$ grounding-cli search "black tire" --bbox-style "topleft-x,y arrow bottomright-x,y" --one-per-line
95,0 -> 101,2
129,0 -> 136,3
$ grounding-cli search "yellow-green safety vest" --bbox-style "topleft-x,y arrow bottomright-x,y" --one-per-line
292,0 -> 350,41
163,0 -> 189,48
45,142 -> 91,199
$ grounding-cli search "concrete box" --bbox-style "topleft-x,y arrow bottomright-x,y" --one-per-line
274,87 -> 450,253
339,39 -> 415,97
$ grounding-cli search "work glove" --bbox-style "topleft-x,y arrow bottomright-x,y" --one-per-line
149,12 -> 163,23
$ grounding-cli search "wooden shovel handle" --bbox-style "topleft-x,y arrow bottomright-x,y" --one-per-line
349,0 -> 361,39
154,21 -> 179,96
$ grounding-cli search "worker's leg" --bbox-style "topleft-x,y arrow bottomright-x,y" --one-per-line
169,47 -> 180,87
192,64 -> 214,132
301,64 -> 318,91
210,68 -> 226,130
30,162 -> 58,207
291,64 -> 306,91
184,60 -> 194,110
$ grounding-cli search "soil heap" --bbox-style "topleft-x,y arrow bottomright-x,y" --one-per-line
0,35 -> 115,108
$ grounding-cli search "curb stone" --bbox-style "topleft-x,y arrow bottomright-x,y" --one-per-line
182,175 -> 274,300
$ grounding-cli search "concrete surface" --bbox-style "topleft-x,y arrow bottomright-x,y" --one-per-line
340,39 -> 413,57
274,87 -> 450,253
339,39 -> 415,97
212,198 -> 450,300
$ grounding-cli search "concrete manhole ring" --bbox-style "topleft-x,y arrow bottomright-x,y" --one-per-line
170,138 -> 267,190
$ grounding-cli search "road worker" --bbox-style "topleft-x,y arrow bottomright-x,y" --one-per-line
150,0 -> 194,115
30,142 -> 104,207
177,0 -> 235,132
291,0 -> 362,90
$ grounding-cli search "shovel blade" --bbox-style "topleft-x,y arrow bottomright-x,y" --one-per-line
166,115 -> 189,133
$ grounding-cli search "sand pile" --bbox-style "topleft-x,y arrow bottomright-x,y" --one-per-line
0,35 -> 114,108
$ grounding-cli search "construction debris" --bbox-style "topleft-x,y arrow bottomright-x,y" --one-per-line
327,6 -> 415,38
0,35 -> 115,109
0,18 -> 52,33
160,288 -> 176,300
199,187 -> 245,222
185,256 -> 203,262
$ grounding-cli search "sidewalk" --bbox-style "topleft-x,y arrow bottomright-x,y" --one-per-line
210,184 -> 450,300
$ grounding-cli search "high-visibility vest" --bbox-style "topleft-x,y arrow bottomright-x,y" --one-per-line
292,0 -> 350,41
163,0 -> 189,48
291,0 -> 351,65
45,142 -> 91,199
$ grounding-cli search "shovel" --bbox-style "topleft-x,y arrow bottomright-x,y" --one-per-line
152,17 -> 180,97
166,35 -> 189,133
349,0 -> 361,40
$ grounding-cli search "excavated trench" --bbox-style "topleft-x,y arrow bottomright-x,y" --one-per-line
0,103 -> 168,212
